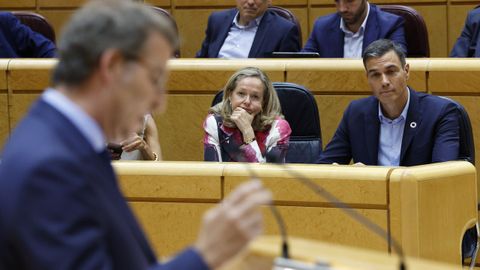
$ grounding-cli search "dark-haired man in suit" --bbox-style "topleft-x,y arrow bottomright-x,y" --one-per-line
317,39 -> 459,166
0,12 -> 55,58
450,6 -> 480,57
0,1 -> 271,269
196,0 -> 301,58
303,0 -> 406,58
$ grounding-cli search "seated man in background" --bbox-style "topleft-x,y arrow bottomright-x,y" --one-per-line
196,0 -> 301,58
0,12 -> 56,57
0,1 -> 271,269
317,39 -> 459,166
450,6 -> 480,57
303,0 -> 406,58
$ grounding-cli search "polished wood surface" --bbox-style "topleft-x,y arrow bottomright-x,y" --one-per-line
114,161 -> 477,265
223,235 -> 462,270
0,0 -> 473,57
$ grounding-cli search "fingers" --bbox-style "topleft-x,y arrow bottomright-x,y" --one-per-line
121,135 -> 144,152
194,180 -> 272,269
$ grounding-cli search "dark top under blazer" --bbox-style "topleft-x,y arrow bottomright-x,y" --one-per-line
196,8 -> 301,58
450,6 -> 480,57
302,4 -> 407,57
0,12 -> 55,58
0,99 -> 209,270
317,88 -> 460,166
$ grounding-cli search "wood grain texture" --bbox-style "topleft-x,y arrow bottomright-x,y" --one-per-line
154,94 -> 213,161
413,5 -> 447,57
223,163 -> 390,205
389,161 -> 477,264
316,95 -> 367,145
167,59 -> 285,91
0,94 -> 8,148
225,236 -> 461,270
8,59 -> 55,91
428,59 -> 480,93
0,0 -> 35,8
115,161 -> 223,199
38,0 -> 86,8
128,202 -> 213,257
262,206 -> 389,251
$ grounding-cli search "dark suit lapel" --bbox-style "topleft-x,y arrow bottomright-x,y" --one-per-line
327,15 -> 344,57
249,11 -> 271,58
92,152 -> 157,262
363,5 -> 379,52
364,98 -> 380,165
400,88 -> 422,163
212,9 -> 237,57
38,100 -> 157,262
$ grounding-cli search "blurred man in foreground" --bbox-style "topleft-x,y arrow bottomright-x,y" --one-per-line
0,1 -> 271,269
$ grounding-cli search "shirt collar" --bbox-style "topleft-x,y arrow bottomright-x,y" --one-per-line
340,2 -> 370,35
378,87 -> 410,123
42,88 -> 106,153
232,12 -> 264,29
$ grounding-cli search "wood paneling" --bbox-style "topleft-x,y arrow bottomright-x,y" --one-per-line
289,7 -> 309,45
263,206 -> 388,251
144,0 -> 171,6
129,202 -> 213,256
0,0 -> 35,8
427,59 -> 480,93
316,95 -> 367,145
116,161 -> 223,199
389,162 -> 477,263
414,5 -> 447,57
116,161 -> 476,264
224,164 -> 390,205
0,94 -> 8,148
38,10 -> 76,44
175,9 -> 221,58
174,0 -> 232,7
155,94 -> 213,161
38,0 -> 86,8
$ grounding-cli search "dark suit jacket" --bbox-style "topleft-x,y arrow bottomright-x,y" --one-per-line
317,88 -> 460,166
450,6 -> 480,57
0,99 -> 209,270
0,12 -> 55,58
302,4 -> 407,57
196,8 -> 301,58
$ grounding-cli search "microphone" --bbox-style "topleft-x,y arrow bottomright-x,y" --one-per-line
266,150 -> 406,270
232,151 -> 290,259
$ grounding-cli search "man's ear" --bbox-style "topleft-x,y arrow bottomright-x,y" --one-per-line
97,49 -> 125,85
404,63 -> 410,80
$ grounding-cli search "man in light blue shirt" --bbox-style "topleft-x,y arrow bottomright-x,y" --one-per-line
318,39 -> 459,166
196,0 -> 301,58
303,0 -> 406,57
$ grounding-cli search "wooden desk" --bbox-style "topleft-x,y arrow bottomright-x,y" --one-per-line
114,160 -> 477,265
223,235 -> 461,270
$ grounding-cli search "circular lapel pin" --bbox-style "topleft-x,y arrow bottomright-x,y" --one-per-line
410,122 -> 417,128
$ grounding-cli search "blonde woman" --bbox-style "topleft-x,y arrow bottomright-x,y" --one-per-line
203,67 -> 291,162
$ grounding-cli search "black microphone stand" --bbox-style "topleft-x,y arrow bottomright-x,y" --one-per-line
266,151 -> 406,270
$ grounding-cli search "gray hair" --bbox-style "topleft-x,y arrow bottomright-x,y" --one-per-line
52,0 -> 178,86
362,39 -> 406,68
210,67 -> 283,131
